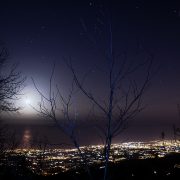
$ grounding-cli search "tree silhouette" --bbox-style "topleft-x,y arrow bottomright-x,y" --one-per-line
33,2 -> 152,179
67,3 -> 152,180
32,67 -> 92,179
0,44 -> 25,163
0,45 -> 25,112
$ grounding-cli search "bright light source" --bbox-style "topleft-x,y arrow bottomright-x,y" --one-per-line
25,98 -> 31,105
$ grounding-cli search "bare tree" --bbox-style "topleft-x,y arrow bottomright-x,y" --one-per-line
68,54 -> 151,180
32,66 -> 92,179
0,44 -> 25,160
33,3 -> 152,179
66,4 -> 152,180
0,45 -> 25,112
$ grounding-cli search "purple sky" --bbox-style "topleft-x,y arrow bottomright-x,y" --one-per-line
1,0 -> 180,142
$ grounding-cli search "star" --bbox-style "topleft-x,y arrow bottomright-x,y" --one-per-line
41,25 -> 46,30
89,2 -> 93,6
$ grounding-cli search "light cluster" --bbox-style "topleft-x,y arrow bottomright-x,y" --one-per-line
5,140 -> 180,176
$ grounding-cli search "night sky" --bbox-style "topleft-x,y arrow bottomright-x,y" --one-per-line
1,0 -> 180,144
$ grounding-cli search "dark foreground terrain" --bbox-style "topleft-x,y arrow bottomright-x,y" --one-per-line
0,153 -> 180,180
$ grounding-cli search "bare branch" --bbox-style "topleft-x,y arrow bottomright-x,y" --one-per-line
0,46 -> 25,112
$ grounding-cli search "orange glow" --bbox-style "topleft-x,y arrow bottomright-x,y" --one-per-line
22,129 -> 31,147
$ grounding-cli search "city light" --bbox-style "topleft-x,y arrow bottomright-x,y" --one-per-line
4,140 -> 179,176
